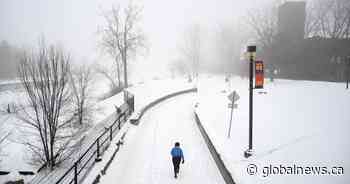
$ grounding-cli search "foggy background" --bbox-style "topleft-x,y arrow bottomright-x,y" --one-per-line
0,0 -> 274,80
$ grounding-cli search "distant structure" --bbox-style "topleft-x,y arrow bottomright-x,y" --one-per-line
0,40 -> 19,79
264,1 -> 350,81
278,2 -> 306,42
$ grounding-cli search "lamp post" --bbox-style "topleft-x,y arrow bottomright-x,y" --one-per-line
347,57 -> 350,90
244,45 -> 256,158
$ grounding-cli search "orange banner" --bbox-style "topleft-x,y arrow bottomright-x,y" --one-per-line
255,61 -> 264,88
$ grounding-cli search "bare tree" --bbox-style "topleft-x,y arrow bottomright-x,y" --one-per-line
179,24 -> 201,80
99,35 -> 122,88
100,2 -> 146,88
215,22 -> 249,75
307,0 -> 350,38
246,1 -> 280,50
95,63 -> 123,96
305,1 -> 322,37
69,65 -> 95,126
16,42 -> 80,170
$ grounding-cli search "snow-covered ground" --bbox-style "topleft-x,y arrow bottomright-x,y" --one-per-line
195,75 -> 350,184
94,94 -> 224,184
0,77 -> 192,183
0,79 -> 110,183
0,79 -> 20,85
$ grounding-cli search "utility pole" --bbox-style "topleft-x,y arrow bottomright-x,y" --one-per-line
244,46 -> 256,158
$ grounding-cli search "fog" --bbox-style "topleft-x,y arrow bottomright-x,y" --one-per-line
3,0 -> 345,83
0,0 -> 273,79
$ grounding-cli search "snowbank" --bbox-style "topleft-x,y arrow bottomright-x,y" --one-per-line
195,75 -> 350,184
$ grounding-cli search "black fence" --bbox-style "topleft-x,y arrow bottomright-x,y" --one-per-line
54,92 -> 134,184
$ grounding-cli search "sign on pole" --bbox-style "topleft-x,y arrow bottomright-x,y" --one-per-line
255,60 -> 264,89
228,103 -> 238,109
227,91 -> 240,103
227,90 -> 239,138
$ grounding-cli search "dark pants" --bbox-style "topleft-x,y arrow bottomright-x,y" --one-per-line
172,157 -> 182,175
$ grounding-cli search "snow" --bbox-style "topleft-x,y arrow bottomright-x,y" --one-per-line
0,90 -> 33,174
195,75 -> 350,184
127,78 -> 194,113
95,94 -> 224,184
2,74 -> 349,184
95,78 -> 194,125
3,74 -> 348,183
0,77 -> 193,183
0,79 -> 20,85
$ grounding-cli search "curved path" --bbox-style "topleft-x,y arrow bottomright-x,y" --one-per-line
100,93 -> 224,184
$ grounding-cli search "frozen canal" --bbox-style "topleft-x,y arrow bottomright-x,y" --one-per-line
100,94 -> 225,184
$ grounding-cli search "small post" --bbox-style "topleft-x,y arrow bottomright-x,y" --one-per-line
118,118 -> 121,130
96,138 -> 100,158
110,127 -> 113,141
74,162 -> 78,184
131,96 -> 134,112
347,57 -> 349,89
228,98 -> 234,138
7,104 -> 10,113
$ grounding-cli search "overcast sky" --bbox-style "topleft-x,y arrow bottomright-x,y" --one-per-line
0,0 -> 273,79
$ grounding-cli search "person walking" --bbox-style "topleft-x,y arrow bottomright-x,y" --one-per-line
170,142 -> 184,178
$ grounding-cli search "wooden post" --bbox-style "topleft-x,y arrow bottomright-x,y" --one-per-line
110,127 -> 113,141
96,138 -> 100,158
74,162 -> 78,184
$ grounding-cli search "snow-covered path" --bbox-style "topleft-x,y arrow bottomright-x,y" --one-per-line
100,94 -> 225,184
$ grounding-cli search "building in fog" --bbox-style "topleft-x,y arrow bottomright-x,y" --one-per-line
264,1 -> 350,81
0,40 -> 19,79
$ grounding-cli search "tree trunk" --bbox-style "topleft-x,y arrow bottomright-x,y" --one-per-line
115,57 -> 121,87
123,52 -> 128,87
50,140 -> 55,170
79,102 -> 83,125
117,62 -> 121,87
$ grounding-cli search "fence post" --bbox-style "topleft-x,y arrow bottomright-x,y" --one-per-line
118,118 -> 121,130
110,126 -> 113,141
96,138 -> 100,159
74,162 -> 78,184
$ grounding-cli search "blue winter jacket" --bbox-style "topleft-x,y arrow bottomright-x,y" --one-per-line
171,147 -> 184,159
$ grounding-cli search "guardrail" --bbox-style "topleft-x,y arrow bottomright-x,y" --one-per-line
130,88 -> 198,125
52,92 -> 134,184
194,112 -> 236,184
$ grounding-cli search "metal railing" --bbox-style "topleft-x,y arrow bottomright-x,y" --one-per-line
54,92 -> 134,184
